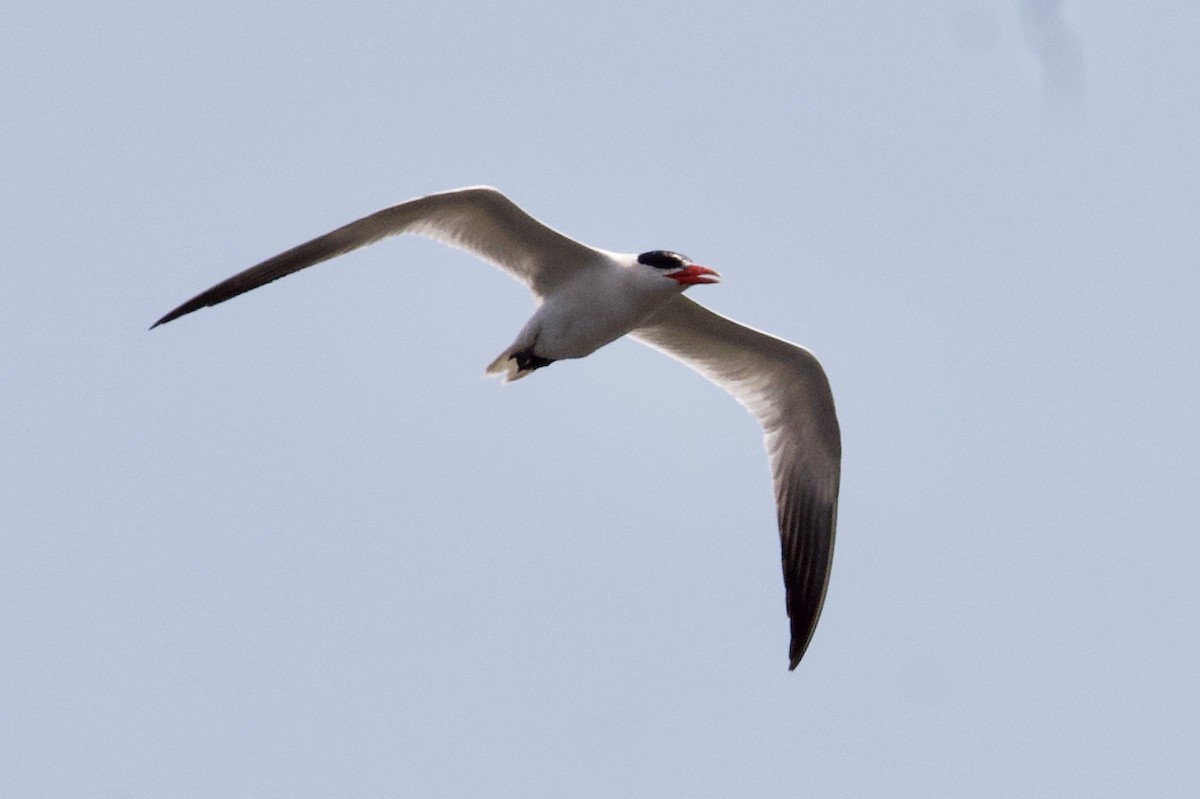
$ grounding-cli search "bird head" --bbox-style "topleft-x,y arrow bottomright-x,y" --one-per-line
636,250 -> 721,287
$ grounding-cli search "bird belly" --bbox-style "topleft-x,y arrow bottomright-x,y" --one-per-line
533,289 -> 665,361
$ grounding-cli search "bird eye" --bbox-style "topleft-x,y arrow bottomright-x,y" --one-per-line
637,250 -> 689,270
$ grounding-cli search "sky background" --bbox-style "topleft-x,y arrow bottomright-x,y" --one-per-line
3,1 -> 1198,796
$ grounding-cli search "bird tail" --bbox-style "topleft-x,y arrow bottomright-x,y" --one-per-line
484,345 -> 551,383
485,348 -> 523,382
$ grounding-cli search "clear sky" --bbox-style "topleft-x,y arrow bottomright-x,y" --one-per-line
3,2 -> 1198,796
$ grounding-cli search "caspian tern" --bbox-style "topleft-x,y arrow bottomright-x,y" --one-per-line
153,186 -> 841,669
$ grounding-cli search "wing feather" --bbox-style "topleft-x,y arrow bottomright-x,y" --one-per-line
631,296 -> 841,669
152,186 -> 599,327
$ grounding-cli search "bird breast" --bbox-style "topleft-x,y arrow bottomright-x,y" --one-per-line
532,271 -> 676,361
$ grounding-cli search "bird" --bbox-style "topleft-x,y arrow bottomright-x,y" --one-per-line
153,186 -> 841,669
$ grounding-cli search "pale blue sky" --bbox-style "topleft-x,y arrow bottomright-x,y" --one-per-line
3,2 -> 1198,796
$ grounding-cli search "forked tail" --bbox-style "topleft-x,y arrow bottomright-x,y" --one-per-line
485,346 -> 555,383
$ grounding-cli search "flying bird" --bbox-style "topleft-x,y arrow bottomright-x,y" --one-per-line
153,186 -> 841,669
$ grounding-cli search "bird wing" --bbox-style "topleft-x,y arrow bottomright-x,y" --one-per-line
152,186 -> 601,327
631,295 -> 841,669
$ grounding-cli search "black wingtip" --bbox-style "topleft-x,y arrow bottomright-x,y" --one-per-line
788,642 -> 804,671
150,299 -> 202,330
148,313 -> 173,331
787,622 -> 819,670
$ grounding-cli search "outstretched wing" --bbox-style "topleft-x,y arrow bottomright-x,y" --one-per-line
153,186 -> 601,327
632,296 -> 841,669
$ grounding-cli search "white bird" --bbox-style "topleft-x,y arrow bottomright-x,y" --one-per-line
153,186 -> 841,669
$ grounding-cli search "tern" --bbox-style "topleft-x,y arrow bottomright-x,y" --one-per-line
153,186 -> 841,669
